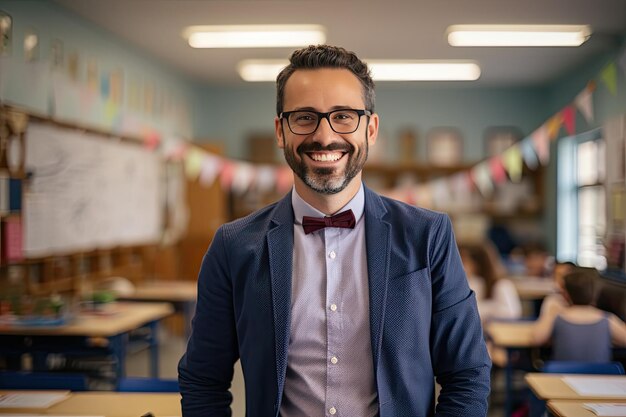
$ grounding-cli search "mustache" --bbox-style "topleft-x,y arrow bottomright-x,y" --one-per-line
297,142 -> 353,154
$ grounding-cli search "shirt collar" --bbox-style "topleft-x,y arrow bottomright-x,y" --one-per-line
292,183 -> 365,226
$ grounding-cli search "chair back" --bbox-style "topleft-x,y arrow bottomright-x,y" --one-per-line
542,360 -> 625,375
0,371 -> 89,390
117,377 -> 179,392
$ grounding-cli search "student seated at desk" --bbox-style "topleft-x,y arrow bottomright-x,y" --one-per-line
537,261 -> 576,317
532,268 -> 626,361
459,241 -> 522,321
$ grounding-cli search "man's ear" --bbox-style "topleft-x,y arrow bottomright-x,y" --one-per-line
367,113 -> 379,147
275,116 -> 285,149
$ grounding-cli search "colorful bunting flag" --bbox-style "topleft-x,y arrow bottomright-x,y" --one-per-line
502,145 -> 523,183
561,105 -> 576,136
532,125 -> 550,165
184,147 -> 204,180
520,137 -> 539,170
546,113 -> 563,140
471,163 -> 494,197
600,62 -> 618,96
489,157 -> 507,184
255,166 -> 277,193
198,153 -> 223,187
575,82 -> 595,124
231,163 -> 255,195
219,161 -> 235,190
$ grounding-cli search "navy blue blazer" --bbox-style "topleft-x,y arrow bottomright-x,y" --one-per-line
179,185 -> 491,417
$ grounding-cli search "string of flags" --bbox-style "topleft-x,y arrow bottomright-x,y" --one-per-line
142,48 -> 625,209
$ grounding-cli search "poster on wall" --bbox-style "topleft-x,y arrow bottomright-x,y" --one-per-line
0,11 -> 11,56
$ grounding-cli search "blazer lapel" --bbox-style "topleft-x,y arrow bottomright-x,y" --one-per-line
364,187 -> 391,373
266,193 -> 294,407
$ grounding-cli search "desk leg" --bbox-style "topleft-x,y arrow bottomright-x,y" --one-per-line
109,333 -> 128,384
148,320 -> 159,378
505,348 -> 513,417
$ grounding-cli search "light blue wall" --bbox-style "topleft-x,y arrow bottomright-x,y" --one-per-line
195,83 -> 549,163
0,0 -> 201,138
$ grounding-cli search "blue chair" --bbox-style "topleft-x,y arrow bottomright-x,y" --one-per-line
117,376 -> 179,392
0,371 -> 89,391
530,361 -> 624,417
542,360 -> 624,375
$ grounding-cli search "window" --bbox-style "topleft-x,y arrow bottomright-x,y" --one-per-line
557,129 -> 606,269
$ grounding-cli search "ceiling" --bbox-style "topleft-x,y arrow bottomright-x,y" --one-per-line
54,0 -> 626,87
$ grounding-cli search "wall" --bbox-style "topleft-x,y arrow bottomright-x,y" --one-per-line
195,83 -> 549,163
0,0 -> 200,140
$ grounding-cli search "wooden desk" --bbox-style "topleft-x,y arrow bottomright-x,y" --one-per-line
525,373 -> 626,401
0,302 -> 174,381
511,277 -> 556,300
118,281 -> 197,338
548,400 -> 626,417
0,390 -> 181,416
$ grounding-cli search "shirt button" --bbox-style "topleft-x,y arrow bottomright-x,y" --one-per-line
330,303 -> 337,312
330,356 -> 338,364
329,250 -> 336,259
329,407 -> 337,415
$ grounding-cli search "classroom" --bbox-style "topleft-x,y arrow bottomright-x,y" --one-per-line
0,1 -> 626,416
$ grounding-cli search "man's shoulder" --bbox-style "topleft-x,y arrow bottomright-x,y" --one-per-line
221,200 -> 283,235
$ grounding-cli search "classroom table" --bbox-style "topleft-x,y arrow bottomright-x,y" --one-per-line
485,320 -> 537,417
510,277 -> 556,300
0,302 -> 174,381
0,390 -> 181,416
548,400 -> 626,417
525,373 -> 626,401
118,280 -> 197,339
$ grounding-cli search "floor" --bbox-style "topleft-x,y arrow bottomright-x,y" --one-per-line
126,329 -> 524,417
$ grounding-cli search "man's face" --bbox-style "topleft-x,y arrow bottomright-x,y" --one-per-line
275,68 -> 378,195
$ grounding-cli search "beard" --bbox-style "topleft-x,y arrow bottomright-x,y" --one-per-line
283,130 -> 369,195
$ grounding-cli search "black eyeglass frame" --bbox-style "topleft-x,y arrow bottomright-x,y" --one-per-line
279,109 -> 372,135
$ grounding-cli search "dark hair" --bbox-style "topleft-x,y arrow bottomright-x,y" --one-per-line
276,45 -> 375,115
563,268 -> 599,305
458,242 -> 501,299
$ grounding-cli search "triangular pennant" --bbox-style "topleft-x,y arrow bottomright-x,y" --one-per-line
575,83 -> 595,124
520,137 -> 539,170
471,163 -> 494,197
546,113 -> 563,140
184,147 -> 204,180
502,145 -> 523,183
600,62 -> 618,96
143,131 -> 161,151
489,157 -> 507,184
219,161 -> 235,190
431,179 -> 451,208
276,166 -> 294,194
255,165 -> 277,193
198,153 -> 223,187
231,163 -> 255,195
532,125 -> 550,165
562,105 -> 576,136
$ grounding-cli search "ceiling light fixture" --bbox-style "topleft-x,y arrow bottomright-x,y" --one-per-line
237,59 -> 481,82
447,24 -> 592,47
368,60 -> 481,81
183,24 -> 326,48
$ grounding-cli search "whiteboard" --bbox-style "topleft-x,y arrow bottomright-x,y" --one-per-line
24,122 -> 164,257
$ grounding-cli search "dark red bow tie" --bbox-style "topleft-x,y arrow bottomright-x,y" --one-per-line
302,209 -> 356,235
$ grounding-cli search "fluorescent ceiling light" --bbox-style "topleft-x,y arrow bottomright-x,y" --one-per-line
368,61 -> 481,81
238,59 -> 289,82
447,24 -> 592,47
238,60 -> 481,82
184,25 -> 326,48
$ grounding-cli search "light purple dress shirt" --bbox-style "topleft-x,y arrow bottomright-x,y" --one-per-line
279,184 -> 378,417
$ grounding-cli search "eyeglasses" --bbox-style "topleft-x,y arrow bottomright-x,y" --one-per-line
280,109 -> 371,135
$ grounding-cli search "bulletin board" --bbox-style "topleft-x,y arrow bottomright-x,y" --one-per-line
23,121 -> 164,257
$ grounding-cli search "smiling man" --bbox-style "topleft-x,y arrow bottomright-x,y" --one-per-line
179,45 -> 491,417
